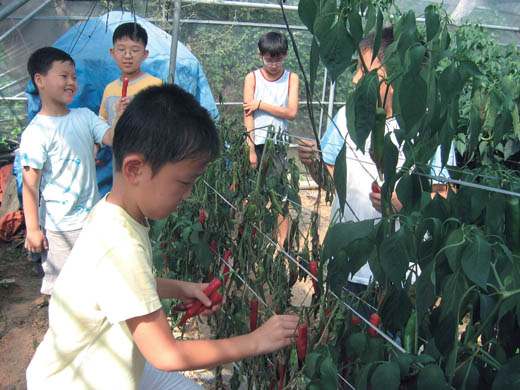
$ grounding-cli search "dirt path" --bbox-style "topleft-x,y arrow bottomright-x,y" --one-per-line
0,189 -> 331,389
0,240 -> 48,390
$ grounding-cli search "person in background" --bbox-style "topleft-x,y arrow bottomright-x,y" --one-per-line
20,47 -> 114,297
97,22 -> 162,197
243,31 -> 299,246
26,84 -> 299,389
298,27 -> 455,293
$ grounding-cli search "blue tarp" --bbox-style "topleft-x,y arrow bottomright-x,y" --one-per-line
18,11 -> 218,200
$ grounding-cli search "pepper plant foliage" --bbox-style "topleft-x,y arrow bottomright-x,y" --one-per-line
301,0 -> 520,388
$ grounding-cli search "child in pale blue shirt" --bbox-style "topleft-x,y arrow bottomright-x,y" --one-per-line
20,47 -> 114,296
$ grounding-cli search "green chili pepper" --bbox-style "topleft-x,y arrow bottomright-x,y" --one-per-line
403,311 -> 417,354
370,107 -> 387,181
505,196 -> 520,255
268,188 -> 284,215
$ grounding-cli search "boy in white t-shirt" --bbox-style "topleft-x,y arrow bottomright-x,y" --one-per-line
243,31 -> 299,246
20,47 -> 114,296
26,84 -> 298,389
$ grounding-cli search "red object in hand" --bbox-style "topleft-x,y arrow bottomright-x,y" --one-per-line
309,261 -> 319,296
297,324 -> 308,361
369,313 -> 382,338
122,77 -> 129,97
250,300 -> 259,331
371,182 -> 381,193
177,278 -> 222,327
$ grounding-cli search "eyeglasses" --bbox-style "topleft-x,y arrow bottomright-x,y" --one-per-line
262,57 -> 284,67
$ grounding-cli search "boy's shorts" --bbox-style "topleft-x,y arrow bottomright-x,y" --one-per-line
139,361 -> 203,389
255,143 -> 288,178
40,228 -> 81,295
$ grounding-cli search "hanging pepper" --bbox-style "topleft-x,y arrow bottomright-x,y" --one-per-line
369,313 -> 382,338
222,248 -> 232,284
177,278 -> 222,327
403,311 -> 417,354
297,324 -> 308,362
199,209 -> 206,226
370,107 -> 387,181
210,241 -> 217,256
121,77 -> 129,98
371,181 -> 381,193
278,361 -> 286,390
309,261 -> 320,297
250,300 -> 259,331
268,188 -> 284,215
505,196 -> 520,255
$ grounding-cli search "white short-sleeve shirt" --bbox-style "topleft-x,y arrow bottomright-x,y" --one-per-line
19,108 -> 109,231
26,198 -> 162,389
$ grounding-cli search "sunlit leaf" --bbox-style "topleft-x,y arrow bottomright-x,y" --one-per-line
320,20 -> 355,81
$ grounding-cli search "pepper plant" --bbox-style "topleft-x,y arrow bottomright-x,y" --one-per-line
299,0 -> 520,388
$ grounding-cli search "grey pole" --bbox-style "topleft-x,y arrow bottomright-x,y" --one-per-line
0,0 -> 52,43
0,0 -> 29,23
168,0 -> 182,83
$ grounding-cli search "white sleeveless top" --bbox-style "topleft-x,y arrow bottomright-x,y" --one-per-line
252,69 -> 291,145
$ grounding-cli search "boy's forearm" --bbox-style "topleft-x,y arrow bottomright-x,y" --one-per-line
22,169 -> 41,232
156,277 -> 185,299
258,101 -> 298,121
102,126 -> 114,147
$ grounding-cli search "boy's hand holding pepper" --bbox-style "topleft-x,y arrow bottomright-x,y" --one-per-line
248,314 -> 299,355
368,187 -> 402,214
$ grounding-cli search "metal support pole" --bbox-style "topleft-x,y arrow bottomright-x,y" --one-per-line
0,0 -> 51,44
317,68 -> 328,139
168,0 -> 182,84
0,0 -> 29,22
326,80 -> 335,130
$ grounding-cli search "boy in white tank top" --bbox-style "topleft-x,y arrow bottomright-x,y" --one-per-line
243,31 -> 299,246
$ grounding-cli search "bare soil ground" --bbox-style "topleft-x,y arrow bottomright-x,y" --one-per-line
0,188 -> 330,389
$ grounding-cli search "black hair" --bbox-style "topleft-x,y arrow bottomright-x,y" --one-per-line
113,22 -> 148,47
258,31 -> 288,57
27,47 -> 74,94
113,84 -> 220,175
359,27 -> 394,63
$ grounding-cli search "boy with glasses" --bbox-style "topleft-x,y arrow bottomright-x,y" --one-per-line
243,31 -> 299,246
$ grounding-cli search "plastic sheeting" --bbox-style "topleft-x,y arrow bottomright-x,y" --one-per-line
18,11 -> 219,199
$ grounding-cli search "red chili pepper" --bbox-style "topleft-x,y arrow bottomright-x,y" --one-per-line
199,209 -> 205,226
297,324 -> 308,361
275,306 -> 280,315
369,313 -> 381,338
230,184 -> 236,192
343,357 -> 351,380
238,225 -> 244,237
250,300 -> 259,331
207,267 -> 212,280
278,362 -> 286,390
309,261 -> 319,296
121,77 -> 129,98
221,248 -> 232,284
371,181 -> 381,193
208,288 -> 223,307
352,316 -> 361,325
210,241 -> 217,256
178,278 -> 222,327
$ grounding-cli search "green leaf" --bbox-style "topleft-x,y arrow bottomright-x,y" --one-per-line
364,4 -> 376,35
371,9 -> 383,64
352,71 -> 379,151
370,362 -> 401,390
380,286 -> 413,333
382,133 -> 399,183
306,352 -> 323,379
356,362 -> 375,390
319,20 -> 355,82
492,355 -> 520,390
439,63 -> 462,104
440,272 -> 466,322
379,228 -> 412,284
425,5 -> 440,41
406,44 -> 426,73
348,8 -> 363,46
396,353 -> 413,377
445,228 -> 465,272
461,234 -> 491,290
193,240 -> 212,268
313,0 -> 337,41
416,262 -> 436,318
334,143 -> 347,218
310,37 -> 320,96
398,71 -> 426,138
417,364 -> 448,390
347,331 -> 367,359
298,0 -> 318,32
453,361 -> 480,390
468,104 -> 482,155
320,356 -> 338,389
